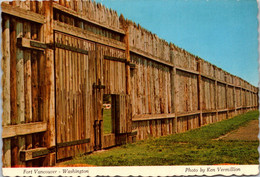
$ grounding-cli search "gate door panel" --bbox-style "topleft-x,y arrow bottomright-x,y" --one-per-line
99,44 -> 128,148
54,32 -> 95,160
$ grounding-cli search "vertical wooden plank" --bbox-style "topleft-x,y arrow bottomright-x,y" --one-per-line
65,35 -> 70,156
197,59 -> 203,126
79,38 -> 83,153
150,62 -> 155,114
2,16 -> 11,167
8,17 -> 17,156
170,50 -> 177,133
147,61 -> 151,114
54,33 -> 60,159
90,47 -> 96,151
225,78 -> 229,118
137,57 -> 142,114
31,24 -> 39,161
155,64 -> 160,113
214,80 -> 218,122
23,17 -> 33,167
73,37 -> 77,155
15,20 -> 26,167
94,44 -> 103,149
42,0 -> 55,166
81,40 -> 86,152
65,34 -> 69,157
84,42 -> 90,152
158,65 -> 163,113
30,0 -> 37,12
144,59 -> 148,114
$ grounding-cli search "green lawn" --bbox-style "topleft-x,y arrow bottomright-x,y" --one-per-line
103,109 -> 112,134
65,111 -> 259,166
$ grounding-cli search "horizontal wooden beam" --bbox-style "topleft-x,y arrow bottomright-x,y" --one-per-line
54,21 -> 126,51
202,109 -> 217,114
132,113 -> 175,121
53,2 -> 125,35
57,138 -> 90,148
201,73 -> 257,94
2,122 -> 47,139
17,37 -> 47,51
217,108 -> 228,113
20,147 -> 49,161
132,106 -> 257,122
130,131 -> 138,136
1,2 -> 45,24
177,111 -> 201,117
104,55 -> 126,63
103,55 -> 136,68
130,47 -> 174,68
176,66 -> 199,75
201,73 -> 215,81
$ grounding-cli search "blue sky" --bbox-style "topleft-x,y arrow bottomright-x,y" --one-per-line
96,0 -> 259,87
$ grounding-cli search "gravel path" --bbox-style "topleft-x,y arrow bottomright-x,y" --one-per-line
218,120 -> 259,141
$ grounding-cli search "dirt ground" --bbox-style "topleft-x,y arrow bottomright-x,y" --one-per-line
218,120 -> 259,141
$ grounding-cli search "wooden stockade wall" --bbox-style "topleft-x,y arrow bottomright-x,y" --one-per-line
1,0 -> 258,167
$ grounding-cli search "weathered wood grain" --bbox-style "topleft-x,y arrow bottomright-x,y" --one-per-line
2,16 -> 11,167
15,20 -> 26,166
42,0 -> 55,166
2,122 -> 47,139
1,3 -> 45,24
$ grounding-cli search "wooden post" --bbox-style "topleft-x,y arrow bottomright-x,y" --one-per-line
233,86 -> 237,115
123,21 -> 132,141
241,87 -> 243,112
95,44 -> 103,149
255,87 -> 259,110
170,50 -> 177,133
2,15 -> 11,167
42,0 -> 56,166
225,78 -> 229,118
10,17 -> 18,167
215,80 -> 218,121
197,59 -> 203,126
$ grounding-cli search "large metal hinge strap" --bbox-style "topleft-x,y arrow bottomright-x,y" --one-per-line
55,42 -> 89,55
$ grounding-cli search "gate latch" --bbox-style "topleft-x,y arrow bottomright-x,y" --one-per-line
93,79 -> 105,90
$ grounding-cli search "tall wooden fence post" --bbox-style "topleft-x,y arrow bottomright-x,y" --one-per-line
122,19 -> 132,142
42,0 -> 55,166
214,80 -> 218,121
170,49 -> 177,133
233,85 -> 237,116
197,59 -> 203,126
2,15 -> 11,167
225,74 -> 229,118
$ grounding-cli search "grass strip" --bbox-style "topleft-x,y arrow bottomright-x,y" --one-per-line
64,111 -> 259,166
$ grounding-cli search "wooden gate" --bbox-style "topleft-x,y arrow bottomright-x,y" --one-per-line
99,44 -> 129,147
54,31 -> 128,160
54,32 -> 97,160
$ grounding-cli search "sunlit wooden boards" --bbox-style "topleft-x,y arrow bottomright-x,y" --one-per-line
55,32 -> 93,160
2,0 -> 47,166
